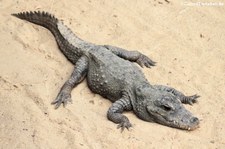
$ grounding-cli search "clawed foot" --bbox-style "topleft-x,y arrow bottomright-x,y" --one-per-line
182,94 -> 200,105
117,120 -> 132,132
51,88 -> 72,109
137,54 -> 156,68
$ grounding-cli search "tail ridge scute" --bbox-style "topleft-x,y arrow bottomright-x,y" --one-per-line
11,11 -> 58,30
12,11 -> 85,64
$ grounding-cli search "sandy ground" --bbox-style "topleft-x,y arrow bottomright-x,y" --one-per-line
0,0 -> 225,148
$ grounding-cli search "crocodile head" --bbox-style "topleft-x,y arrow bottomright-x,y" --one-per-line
133,84 -> 199,130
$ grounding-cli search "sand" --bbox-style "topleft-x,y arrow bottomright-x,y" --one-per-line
0,0 -> 225,148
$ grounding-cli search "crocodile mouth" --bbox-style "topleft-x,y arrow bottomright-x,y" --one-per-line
166,118 -> 200,131
148,109 -> 200,131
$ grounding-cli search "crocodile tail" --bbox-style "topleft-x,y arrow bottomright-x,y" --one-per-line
12,11 -> 58,34
12,11 -> 84,64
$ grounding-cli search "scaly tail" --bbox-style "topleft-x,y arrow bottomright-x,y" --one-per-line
12,11 -> 87,64
12,11 -> 58,33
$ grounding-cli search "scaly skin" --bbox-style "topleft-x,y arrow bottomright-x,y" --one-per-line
12,11 -> 200,131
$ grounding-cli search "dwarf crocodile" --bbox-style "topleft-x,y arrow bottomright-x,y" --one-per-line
12,11 -> 200,131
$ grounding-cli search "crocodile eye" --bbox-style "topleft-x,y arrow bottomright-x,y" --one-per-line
162,105 -> 172,111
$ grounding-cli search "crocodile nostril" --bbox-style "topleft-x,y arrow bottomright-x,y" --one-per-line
190,117 -> 199,123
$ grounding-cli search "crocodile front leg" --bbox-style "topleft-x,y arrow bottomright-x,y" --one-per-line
107,97 -> 132,131
103,45 -> 156,68
52,56 -> 88,109
153,85 -> 200,105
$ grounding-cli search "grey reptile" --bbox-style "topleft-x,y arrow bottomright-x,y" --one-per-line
12,11 -> 200,131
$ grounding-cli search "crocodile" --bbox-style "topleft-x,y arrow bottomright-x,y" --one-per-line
12,11 -> 200,131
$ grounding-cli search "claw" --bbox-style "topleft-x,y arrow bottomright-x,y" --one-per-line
136,58 -> 144,67
190,94 -> 200,103
189,101 -> 193,106
63,97 -> 72,107
183,94 -> 200,105
137,54 -> 156,68
117,121 -> 132,132
51,99 -> 59,105
55,100 -> 63,109
51,89 -> 72,109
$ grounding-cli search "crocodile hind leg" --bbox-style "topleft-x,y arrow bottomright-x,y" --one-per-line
107,96 -> 132,131
153,85 -> 200,105
103,45 -> 156,68
52,56 -> 88,109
